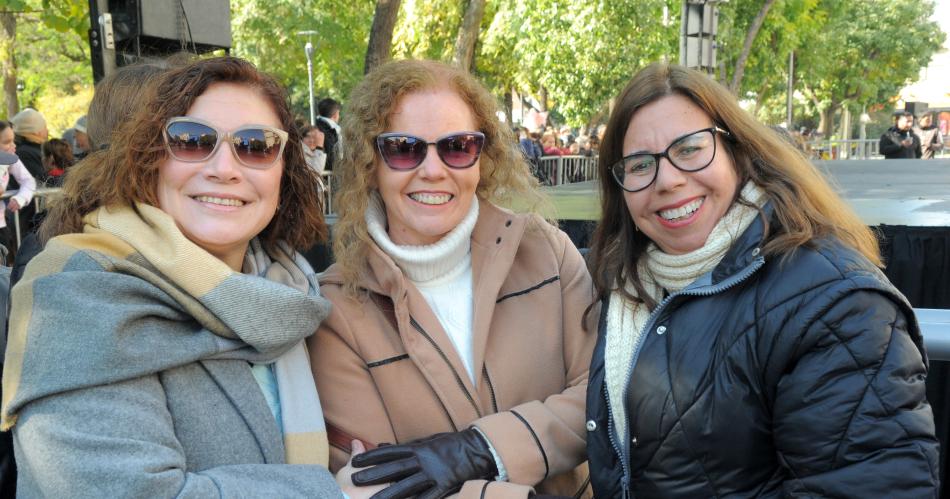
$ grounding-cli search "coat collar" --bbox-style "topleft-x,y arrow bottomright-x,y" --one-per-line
321,200 -> 530,423
711,202 -> 772,284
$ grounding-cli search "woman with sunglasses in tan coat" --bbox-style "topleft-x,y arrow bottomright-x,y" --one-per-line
310,60 -> 596,499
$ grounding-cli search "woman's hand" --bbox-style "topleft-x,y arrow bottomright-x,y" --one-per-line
336,440 -> 388,499
351,429 -> 497,499
7,198 -> 20,212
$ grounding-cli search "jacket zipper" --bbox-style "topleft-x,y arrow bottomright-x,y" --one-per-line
409,316 -> 483,418
483,366 -> 499,413
610,256 -> 765,495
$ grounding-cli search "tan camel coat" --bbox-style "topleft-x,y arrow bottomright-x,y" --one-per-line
310,201 -> 596,497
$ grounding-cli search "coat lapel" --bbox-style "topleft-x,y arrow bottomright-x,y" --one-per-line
200,359 -> 285,463
470,203 -> 526,387
366,245 -> 484,427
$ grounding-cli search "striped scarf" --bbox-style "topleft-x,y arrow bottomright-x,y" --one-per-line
2,203 -> 330,466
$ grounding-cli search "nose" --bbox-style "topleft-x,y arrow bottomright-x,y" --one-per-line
652,156 -> 687,193
418,143 -> 448,180
202,141 -> 242,183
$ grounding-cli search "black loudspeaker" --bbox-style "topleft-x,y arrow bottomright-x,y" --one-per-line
90,0 -> 231,81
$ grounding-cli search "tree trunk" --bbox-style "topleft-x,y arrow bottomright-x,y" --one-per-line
503,88 -> 512,126
539,85 -> 548,112
364,0 -> 401,75
0,11 -> 17,117
729,0 -> 777,95
818,100 -> 837,136
452,0 -> 486,72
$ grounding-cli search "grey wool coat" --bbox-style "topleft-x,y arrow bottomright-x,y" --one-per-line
2,205 -> 341,498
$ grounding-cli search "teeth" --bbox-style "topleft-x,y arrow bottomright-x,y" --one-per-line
659,198 -> 703,221
193,195 -> 245,207
409,192 -> 452,205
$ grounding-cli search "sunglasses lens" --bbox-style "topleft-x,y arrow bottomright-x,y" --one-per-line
166,121 -> 217,161
437,133 -> 484,168
379,135 -> 427,170
232,128 -> 284,168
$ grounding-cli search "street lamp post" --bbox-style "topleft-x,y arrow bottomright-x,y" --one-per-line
297,30 -> 318,126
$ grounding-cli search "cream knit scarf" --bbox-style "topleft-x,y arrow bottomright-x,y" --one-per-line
605,182 -> 766,445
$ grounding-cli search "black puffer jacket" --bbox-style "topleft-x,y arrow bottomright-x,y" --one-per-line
586,208 -> 939,498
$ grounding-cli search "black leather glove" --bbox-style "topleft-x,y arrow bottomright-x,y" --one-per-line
351,428 -> 498,499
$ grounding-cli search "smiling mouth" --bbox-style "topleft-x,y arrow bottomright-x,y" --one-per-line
658,197 -> 704,222
409,192 -> 453,205
192,195 -> 246,207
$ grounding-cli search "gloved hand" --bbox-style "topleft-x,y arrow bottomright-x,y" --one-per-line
351,428 -> 498,499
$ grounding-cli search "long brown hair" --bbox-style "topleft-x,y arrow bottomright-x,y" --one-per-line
333,59 -> 548,296
588,62 -> 879,309
41,56 -> 327,251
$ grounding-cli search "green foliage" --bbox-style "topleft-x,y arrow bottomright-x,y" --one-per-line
479,0 -> 679,126
392,0 -> 463,60
230,0 -> 375,120
3,0 -> 91,130
717,0 -> 944,130
2,0 -> 944,134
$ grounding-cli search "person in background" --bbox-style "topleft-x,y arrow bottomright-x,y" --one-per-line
585,62 -> 938,498
300,124 -> 327,177
880,111 -> 922,159
40,138 -> 75,187
541,131 -> 563,156
71,116 -> 91,160
312,59 -> 595,498
0,122 -> 36,258
914,112 -> 944,159
8,109 -> 47,239
9,109 -> 46,183
315,97 -> 342,172
10,62 -> 169,289
87,62 -> 170,150
1,56 -> 361,497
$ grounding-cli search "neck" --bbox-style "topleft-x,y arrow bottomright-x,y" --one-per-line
366,194 -> 480,283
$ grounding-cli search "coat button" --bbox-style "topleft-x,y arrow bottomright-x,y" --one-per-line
586,420 -> 597,431
656,325 -> 666,335
631,436 -> 639,446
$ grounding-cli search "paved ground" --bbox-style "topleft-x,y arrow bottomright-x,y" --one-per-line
544,159 -> 950,226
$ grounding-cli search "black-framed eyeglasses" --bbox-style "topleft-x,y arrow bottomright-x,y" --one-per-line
375,131 -> 485,170
609,127 -> 730,193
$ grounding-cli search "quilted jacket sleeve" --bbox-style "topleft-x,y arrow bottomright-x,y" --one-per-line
772,290 -> 939,498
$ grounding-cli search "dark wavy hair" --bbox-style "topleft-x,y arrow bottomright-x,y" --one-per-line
41,56 -> 327,251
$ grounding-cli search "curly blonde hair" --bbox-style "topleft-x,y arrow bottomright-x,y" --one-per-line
333,59 -> 547,296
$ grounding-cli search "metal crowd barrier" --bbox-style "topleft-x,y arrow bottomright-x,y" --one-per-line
917,308 -> 950,361
534,155 -> 600,186
807,139 -> 881,160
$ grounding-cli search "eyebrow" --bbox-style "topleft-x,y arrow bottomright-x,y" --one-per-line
628,126 -> 713,155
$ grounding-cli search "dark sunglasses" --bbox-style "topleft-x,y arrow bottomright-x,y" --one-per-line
375,131 -> 485,170
163,117 -> 288,169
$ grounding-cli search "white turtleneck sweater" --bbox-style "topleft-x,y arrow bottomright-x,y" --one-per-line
366,193 -> 481,382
